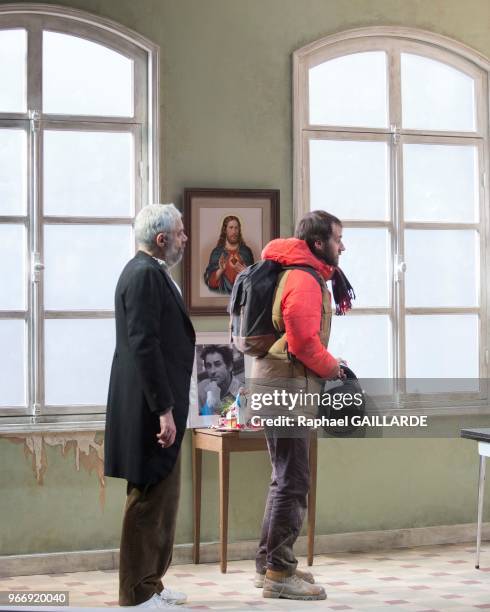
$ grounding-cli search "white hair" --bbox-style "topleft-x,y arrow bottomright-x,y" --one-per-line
134,203 -> 182,249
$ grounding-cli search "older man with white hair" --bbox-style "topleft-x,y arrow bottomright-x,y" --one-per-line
105,204 -> 195,608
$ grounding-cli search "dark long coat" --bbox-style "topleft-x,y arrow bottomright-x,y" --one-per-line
104,251 -> 195,486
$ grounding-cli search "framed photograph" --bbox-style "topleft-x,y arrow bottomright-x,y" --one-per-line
183,188 -> 280,315
187,332 -> 253,429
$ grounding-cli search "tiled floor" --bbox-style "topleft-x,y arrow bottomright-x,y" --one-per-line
1,543 -> 489,611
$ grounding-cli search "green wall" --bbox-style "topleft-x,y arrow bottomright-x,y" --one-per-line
1,432 -> 489,556
1,0 -> 490,555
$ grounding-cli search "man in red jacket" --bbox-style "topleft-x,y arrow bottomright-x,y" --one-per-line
252,210 -> 347,601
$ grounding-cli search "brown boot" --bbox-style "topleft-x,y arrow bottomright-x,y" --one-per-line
254,568 -> 315,588
262,569 -> 326,600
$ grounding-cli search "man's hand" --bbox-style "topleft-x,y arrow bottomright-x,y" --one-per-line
157,410 -> 176,448
214,253 -> 226,280
205,380 -> 221,410
336,357 -> 348,380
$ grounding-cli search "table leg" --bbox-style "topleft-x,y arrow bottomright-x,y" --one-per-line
476,454 -> 486,569
219,449 -> 230,573
307,432 -> 318,566
192,435 -> 202,565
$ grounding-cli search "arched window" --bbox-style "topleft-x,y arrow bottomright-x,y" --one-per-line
0,5 -> 159,426
294,28 -> 489,404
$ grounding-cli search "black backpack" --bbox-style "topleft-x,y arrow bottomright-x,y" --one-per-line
229,260 -> 322,357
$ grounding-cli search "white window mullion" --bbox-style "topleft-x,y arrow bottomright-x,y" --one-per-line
387,46 -> 402,130
23,21 -> 45,418
29,111 -> 44,417
26,23 -> 42,114
391,119 -> 404,385
478,140 -> 489,381
27,23 -> 48,419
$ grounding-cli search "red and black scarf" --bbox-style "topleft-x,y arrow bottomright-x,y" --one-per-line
332,268 -> 355,315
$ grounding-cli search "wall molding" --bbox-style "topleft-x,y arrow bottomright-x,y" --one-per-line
2,523 -> 489,577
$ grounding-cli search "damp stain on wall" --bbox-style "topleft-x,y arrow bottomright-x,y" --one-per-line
6,432 -> 106,508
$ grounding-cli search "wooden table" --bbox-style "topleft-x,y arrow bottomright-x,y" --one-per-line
192,428 -> 318,573
461,427 -> 490,568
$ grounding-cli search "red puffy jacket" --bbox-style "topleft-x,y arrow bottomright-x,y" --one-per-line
262,237 -> 339,379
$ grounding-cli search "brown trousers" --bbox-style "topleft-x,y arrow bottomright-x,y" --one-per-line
119,454 -> 181,606
255,432 -> 310,575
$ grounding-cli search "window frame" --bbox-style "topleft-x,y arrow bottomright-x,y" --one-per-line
0,4 -> 160,430
293,27 -> 490,412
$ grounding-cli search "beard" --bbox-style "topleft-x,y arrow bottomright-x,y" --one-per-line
314,243 -> 338,267
165,242 -> 184,268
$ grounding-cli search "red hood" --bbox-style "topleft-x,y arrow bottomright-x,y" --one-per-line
261,238 -> 335,281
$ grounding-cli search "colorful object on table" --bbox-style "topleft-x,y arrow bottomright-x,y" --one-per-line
218,393 -> 241,429
210,388 -> 263,431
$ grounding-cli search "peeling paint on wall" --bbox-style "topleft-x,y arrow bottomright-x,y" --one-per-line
6,432 -> 106,508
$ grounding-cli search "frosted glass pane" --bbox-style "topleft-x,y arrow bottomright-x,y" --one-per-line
326,315 -> 392,378
339,228 -> 390,308
0,320 -> 26,406
0,30 -> 27,113
43,31 -> 133,116
45,319 -> 115,405
404,144 -> 479,223
44,225 -> 133,310
406,315 -> 478,379
44,130 -> 134,217
0,225 -> 26,310
405,230 -> 479,308
0,129 -> 27,215
401,54 -> 475,131
310,139 -> 389,220
309,52 -> 388,128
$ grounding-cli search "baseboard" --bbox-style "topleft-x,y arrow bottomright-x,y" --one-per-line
1,522 -> 489,577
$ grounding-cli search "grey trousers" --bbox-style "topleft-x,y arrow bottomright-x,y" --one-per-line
255,431 -> 310,575
119,454 -> 181,606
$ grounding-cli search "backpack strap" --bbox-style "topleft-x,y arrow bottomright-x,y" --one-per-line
271,265 -> 325,362
282,265 -> 324,290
